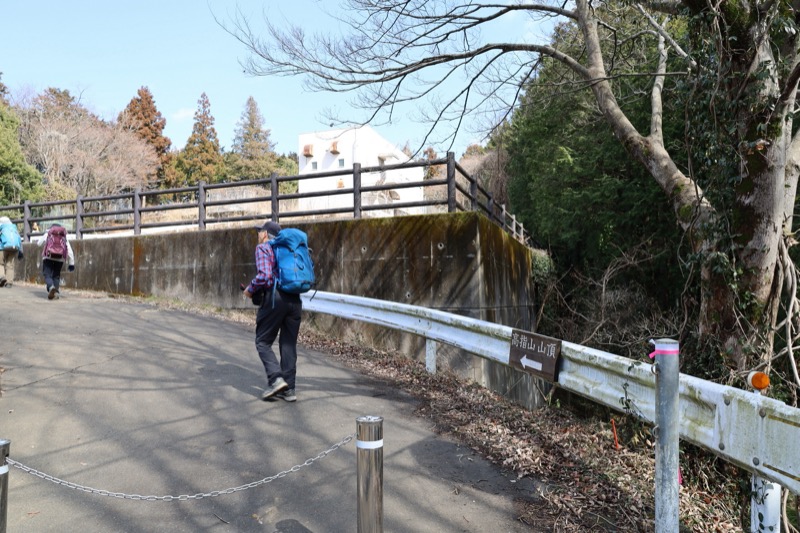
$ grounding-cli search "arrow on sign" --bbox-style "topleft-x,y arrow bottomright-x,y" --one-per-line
520,356 -> 543,371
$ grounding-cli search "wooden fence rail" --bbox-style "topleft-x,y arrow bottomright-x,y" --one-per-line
0,153 -> 531,246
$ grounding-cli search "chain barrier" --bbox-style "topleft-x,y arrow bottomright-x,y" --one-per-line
4,433 -> 354,502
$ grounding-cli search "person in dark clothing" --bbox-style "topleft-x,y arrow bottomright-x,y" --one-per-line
244,221 -> 303,402
35,223 -> 75,300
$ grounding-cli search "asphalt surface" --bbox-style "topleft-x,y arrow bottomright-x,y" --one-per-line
0,283 -> 538,532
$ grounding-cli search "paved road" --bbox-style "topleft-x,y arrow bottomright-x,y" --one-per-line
1,283 -> 537,532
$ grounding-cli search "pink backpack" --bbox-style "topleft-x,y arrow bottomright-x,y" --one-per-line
43,226 -> 68,260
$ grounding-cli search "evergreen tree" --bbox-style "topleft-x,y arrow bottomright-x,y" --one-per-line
119,87 -> 171,184
177,93 -> 223,185
275,152 -> 298,193
500,13 -> 689,358
227,96 -> 277,181
0,72 -> 9,107
0,100 -> 43,204
503,16 -> 685,288
275,152 -> 298,176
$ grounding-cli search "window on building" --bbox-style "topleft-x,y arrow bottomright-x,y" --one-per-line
311,161 -> 318,170
338,158 -> 345,168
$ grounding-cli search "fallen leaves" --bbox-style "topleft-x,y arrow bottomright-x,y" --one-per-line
297,329 -> 743,532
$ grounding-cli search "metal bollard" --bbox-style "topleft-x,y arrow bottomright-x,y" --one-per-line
356,416 -> 383,533
651,339 -> 679,532
748,374 -> 781,533
1,439 -> 9,533
425,339 -> 437,374
750,475 -> 781,532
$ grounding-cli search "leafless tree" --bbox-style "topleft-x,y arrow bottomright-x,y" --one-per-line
14,89 -> 158,198
458,144 -> 510,206
225,0 -> 800,402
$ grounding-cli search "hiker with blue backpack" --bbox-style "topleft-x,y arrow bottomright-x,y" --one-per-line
35,223 -> 75,300
0,216 -> 23,288
244,220 -> 315,402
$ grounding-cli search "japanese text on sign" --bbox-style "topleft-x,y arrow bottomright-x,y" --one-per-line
511,332 -> 559,358
509,329 -> 562,382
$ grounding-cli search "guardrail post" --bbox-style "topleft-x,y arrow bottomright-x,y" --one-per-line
446,152 -> 456,212
1,439 -> 9,533
651,338 -> 679,533
750,475 -> 781,532
425,339 -> 437,374
750,381 -> 781,533
353,163 -> 362,219
510,214 -> 519,241
133,188 -> 141,236
469,173 -> 478,211
198,181 -> 206,231
75,195 -> 84,239
23,201 -> 31,242
270,173 -> 279,221
357,416 -> 383,533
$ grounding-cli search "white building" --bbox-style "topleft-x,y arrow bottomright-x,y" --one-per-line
297,126 -> 425,217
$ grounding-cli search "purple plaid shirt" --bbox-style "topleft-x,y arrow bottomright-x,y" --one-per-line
248,242 -> 275,292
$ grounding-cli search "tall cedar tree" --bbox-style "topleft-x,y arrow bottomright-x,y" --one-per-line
119,87 -> 172,184
178,93 -> 223,186
228,96 -> 277,181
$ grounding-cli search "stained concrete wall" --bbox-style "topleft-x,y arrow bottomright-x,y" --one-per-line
22,212 -> 547,408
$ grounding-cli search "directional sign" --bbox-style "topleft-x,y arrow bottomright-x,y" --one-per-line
508,329 -> 562,382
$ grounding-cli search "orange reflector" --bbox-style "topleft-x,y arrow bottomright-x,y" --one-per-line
747,371 -> 770,390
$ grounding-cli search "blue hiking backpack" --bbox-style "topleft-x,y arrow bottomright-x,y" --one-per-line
0,222 -> 22,251
270,228 -> 316,294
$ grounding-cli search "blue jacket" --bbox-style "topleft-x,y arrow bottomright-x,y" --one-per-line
0,222 -> 21,251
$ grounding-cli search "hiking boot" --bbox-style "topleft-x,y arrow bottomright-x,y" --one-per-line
276,389 -> 297,402
47,286 -> 57,300
0,277 -> 6,287
261,377 -> 288,400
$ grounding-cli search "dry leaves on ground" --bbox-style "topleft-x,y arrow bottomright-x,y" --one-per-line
297,331 -> 744,532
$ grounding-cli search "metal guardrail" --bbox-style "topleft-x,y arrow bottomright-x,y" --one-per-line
301,290 -> 800,495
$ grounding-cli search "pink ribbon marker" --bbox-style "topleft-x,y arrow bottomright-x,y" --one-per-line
648,339 -> 680,359
649,348 -> 679,359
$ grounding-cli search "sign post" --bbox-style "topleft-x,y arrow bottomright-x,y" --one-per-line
651,339 -> 679,533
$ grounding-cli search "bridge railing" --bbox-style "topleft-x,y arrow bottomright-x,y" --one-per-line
0,153 -> 531,246
301,290 -> 800,496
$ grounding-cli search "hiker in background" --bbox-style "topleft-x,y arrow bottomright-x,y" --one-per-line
35,223 -> 75,300
0,216 -> 23,288
244,221 -> 303,402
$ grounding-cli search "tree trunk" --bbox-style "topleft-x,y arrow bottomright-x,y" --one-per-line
576,0 -> 793,371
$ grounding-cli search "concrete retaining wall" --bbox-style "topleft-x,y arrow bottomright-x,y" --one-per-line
22,212 -> 547,408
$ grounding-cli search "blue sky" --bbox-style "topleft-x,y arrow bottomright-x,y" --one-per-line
2,1 -> 542,159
